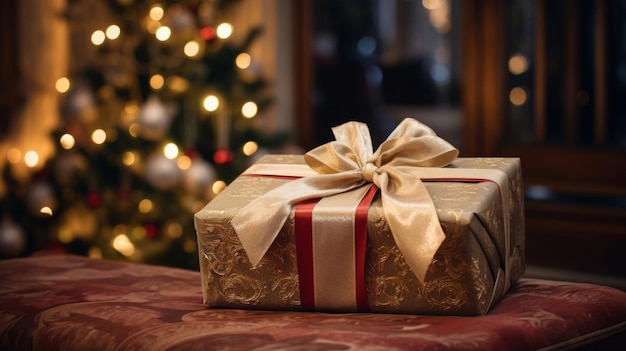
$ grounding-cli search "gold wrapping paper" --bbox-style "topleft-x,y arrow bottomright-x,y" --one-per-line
194,155 -> 525,316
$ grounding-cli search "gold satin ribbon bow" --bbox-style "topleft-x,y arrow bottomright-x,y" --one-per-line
231,118 -> 459,283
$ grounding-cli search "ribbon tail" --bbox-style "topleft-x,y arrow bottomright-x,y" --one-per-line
231,171 -> 366,267
377,169 -> 446,284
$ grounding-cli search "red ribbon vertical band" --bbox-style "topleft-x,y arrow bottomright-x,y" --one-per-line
294,199 -> 318,311
355,185 -> 378,312
295,185 -> 378,312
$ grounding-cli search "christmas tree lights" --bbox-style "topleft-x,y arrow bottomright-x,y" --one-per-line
0,0 -> 290,269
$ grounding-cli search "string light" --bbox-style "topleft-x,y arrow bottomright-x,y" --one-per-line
212,180 -> 227,194
163,142 -> 179,159
177,154 -> 192,170
60,133 -> 75,150
56,77 -> 70,93
131,226 -> 147,240
149,5 -> 164,21
7,148 -> 21,164
241,101 -> 258,118
91,129 -> 107,144
508,54 -> 528,75
509,87 -> 527,106
422,0 -> 443,10
91,30 -> 106,45
165,222 -> 183,239
112,234 -> 135,256
128,123 -> 140,137
40,207 -> 54,216
138,199 -> 154,214
150,74 -> 165,90
122,151 -> 136,166
155,26 -> 171,41
216,23 -> 233,39
105,25 -> 121,40
203,95 -> 219,111
166,76 -> 189,93
242,141 -> 258,156
58,228 -> 73,243
88,247 -> 103,259
235,53 -> 251,69
147,20 -> 160,34
184,41 -> 200,57
24,151 -> 39,168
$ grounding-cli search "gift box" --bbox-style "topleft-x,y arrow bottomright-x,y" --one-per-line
194,119 -> 525,315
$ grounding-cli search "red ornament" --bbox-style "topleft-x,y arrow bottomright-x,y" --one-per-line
144,223 -> 158,238
200,26 -> 216,42
213,149 -> 233,165
184,148 -> 198,159
118,187 -> 130,201
86,191 -> 101,208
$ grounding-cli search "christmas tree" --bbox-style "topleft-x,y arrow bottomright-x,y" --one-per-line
0,0 -> 290,269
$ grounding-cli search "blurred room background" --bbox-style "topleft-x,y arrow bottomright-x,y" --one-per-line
1,0 -> 625,289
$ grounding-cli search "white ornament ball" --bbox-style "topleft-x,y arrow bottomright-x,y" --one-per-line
136,96 -> 174,140
171,8 -> 196,32
144,153 -> 181,190
0,219 -> 26,258
26,181 -> 56,216
183,158 -> 217,194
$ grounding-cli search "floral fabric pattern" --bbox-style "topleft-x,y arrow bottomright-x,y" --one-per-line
1,255 -> 625,351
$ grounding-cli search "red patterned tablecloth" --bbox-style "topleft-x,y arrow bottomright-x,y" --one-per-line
1,254 -> 625,350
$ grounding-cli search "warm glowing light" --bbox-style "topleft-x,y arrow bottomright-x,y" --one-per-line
422,0 -> 443,10
235,53 -> 251,69
131,226 -> 146,240
165,222 -> 183,239
91,129 -> 107,144
147,20 -> 160,34
509,87 -> 527,106
508,54 -> 528,75
242,141 -> 258,156
203,95 -> 219,111
91,30 -> 106,45
7,148 -> 21,164
122,151 -> 136,166
216,23 -> 233,39
89,247 -> 103,259
429,8 -> 451,33
56,77 -> 70,93
128,123 -> 140,137
163,142 -> 179,159
241,101 -> 258,118
183,238 -> 196,253
155,26 -> 171,41
150,74 -> 165,90
167,76 -> 189,93
149,6 -> 164,21
60,133 -> 75,150
112,234 -> 135,256
58,228 -> 73,243
177,155 -> 192,170
24,151 -> 39,168
40,206 -> 54,216
184,40 -> 200,57
114,224 -> 127,235
138,198 -> 154,214
212,180 -> 227,194
106,25 -> 121,40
